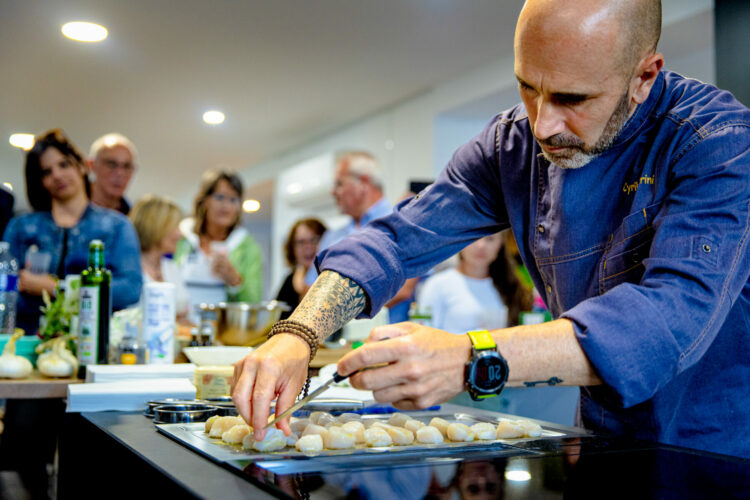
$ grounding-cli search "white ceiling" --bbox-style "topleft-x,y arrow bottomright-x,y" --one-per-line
0,0 -> 526,214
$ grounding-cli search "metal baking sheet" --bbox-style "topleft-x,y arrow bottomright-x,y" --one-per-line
156,410 -> 571,468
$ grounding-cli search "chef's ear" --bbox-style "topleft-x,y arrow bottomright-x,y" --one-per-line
631,53 -> 664,105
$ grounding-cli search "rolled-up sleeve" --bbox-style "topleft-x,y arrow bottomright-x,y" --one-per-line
317,117 -> 510,317
563,123 -> 750,407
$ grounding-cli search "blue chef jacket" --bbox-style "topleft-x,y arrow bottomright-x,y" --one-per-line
316,71 -> 750,458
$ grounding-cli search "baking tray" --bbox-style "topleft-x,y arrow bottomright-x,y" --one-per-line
156,410 -> 573,474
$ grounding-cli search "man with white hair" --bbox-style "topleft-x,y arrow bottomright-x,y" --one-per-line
87,133 -> 138,214
305,151 -> 391,284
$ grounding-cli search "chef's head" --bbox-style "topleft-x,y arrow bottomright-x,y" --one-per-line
332,151 -> 383,222
514,0 -> 664,169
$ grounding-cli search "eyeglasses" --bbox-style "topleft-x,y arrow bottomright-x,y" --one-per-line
293,236 -> 321,247
211,193 -> 241,205
102,159 -> 135,173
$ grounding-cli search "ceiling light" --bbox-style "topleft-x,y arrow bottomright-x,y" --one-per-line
505,470 -> 532,482
2,183 -> 13,192
203,110 -> 225,125
62,21 -> 108,43
243,199 -> 261,213
9,133 -> 34,151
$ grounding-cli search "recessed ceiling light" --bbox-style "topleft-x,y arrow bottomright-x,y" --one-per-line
505,470 -> 532,482
62,21 -> 108,43
242,199 -> 261,213
203,110 -> 225,125
9,133 -> 35,151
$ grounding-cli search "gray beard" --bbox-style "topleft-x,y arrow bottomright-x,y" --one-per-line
538,90 -> 632,169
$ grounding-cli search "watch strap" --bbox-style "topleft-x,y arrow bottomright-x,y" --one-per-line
467,330 -> 496,351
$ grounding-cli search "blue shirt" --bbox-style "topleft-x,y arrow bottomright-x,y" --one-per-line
3,204 -> 143,334
305,197 -> 392,285
317,71 -> 750,458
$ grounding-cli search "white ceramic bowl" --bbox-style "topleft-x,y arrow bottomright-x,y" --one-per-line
182,346 -> 253,366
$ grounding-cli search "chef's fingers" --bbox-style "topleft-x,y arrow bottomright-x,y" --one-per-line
231,357 -> 257,425
348,357 -> 421,391
367,323 -> 415,342
273,383 -> 300,436
373,376 -> 446,410
337,335 -> 410,376
251,359 -> 281,440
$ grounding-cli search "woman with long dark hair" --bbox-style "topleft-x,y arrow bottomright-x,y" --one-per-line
2,129 -> 142,334
275,218 -> 326,318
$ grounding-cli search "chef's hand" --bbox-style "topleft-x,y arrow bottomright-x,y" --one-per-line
337,323 -> 472,409
211,253 -> 242,287
232,333 -> 310,440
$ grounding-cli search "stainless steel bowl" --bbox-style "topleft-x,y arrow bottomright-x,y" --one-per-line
152,404 -> 220,424
200,301 -> 290,346
144,399 -> 199,418
200,397 -> 238,416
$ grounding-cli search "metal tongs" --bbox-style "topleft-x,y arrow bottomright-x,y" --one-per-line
264,370 -> 351,429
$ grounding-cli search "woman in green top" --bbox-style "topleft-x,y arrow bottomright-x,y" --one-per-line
175,170 -> 263,321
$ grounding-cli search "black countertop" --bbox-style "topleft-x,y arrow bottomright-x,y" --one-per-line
58,409 -> 750,499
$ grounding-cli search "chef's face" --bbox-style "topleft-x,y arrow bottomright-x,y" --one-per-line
292,223 -> 321,269
514,3 -> 636,169
91,145 -> 135,198
205,179 -> 241,231
40,147 -> 87,202
461,233 -> 503,269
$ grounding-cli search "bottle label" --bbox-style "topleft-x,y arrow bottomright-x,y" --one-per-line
0,274 -> 18,293
78,285 -> 99,365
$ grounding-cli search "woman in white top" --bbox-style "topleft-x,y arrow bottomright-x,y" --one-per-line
417,231 -> 532,332
130,194 -> 191,322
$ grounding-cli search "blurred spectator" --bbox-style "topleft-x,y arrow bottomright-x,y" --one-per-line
87,132 -> 138,214
305,151 -> 391,285
417,231 -> 533,333
276,218 -> 326,319
174,170 -> 262,321
130,194 -> 190,322
0,183 -> 13,238
2,128 -> 142,335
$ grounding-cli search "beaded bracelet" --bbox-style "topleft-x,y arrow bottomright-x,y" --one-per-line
268,319 -> 320,397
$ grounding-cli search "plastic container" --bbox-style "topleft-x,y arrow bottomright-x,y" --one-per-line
0,333 -> 40,365
142,282 -> 176,364
0,242 -> 19,334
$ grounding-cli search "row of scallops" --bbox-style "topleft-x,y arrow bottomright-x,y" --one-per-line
205,411 -> 543,453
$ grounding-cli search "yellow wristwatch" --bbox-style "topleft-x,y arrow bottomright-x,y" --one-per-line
464,330 -> 509,401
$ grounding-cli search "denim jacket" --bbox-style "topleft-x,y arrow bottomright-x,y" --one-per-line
3,204 -> 142,334
317,71 -> 750,457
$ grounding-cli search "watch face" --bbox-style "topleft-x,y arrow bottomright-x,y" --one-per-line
471,352 -> 508,392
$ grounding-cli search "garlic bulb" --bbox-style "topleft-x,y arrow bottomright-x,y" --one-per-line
37,336 -> 77,378
0,330 -> 33,379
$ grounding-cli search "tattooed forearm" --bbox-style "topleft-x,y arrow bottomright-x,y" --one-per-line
522,377 -> 563,388
289,270 -> 367,341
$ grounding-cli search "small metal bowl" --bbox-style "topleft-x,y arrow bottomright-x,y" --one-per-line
200,397 -> 238,416
152,404 -> 220,424
144,399 -> 200,418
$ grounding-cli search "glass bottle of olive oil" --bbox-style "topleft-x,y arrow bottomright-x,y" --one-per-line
77,240 -> 112,371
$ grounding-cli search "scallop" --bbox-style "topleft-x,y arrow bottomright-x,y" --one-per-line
209,416 -> 246,438
416,426 -> 444,444
517,420 -> 543,437
222,424 -> 252,444
446,423 -> 475,442
470,422 -> 496,440
495,420 -> 525,439
323,426 -> 356,449
429,417 -> 450,437
302,423 -> 327,437
387,413 -> 410,427
251,428 -> 287,452
309,411 -> 330,425
403,419 -> 426,432
383,424 -> 415,445
317,413 -> 338,427
336,413 -> 361,424
341,421 -> 366,444
290,418 -> 311,434
364,427 -> 393,447
296,434 -> 324,453
204,415 -> 220,433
